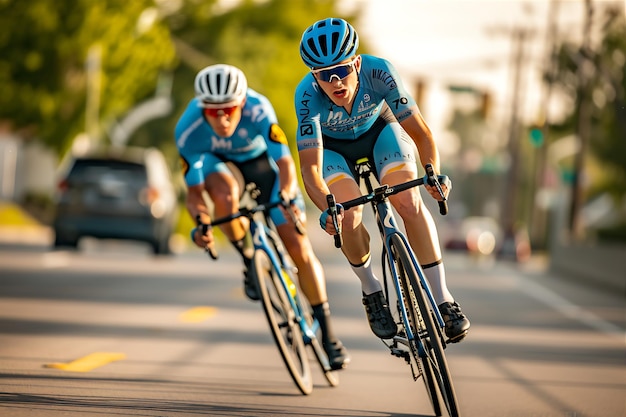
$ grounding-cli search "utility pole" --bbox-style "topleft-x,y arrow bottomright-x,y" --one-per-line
529,0 -> 560,250
569,0 -> 594,241
500,26 -> 533,260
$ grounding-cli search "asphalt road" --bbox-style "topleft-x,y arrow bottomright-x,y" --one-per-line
0,235 -> 624,417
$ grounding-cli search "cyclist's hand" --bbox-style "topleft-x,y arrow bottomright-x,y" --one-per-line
191,226 -> 214,250
319,204 -> 344,235
424,174 -> 452,201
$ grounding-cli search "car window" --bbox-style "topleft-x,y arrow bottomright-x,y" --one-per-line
68,159 -> 148,186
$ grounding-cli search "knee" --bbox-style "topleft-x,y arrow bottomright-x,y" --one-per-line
206,180 -> 239,209
342,207 -> 363,233
391,190 -> 421,219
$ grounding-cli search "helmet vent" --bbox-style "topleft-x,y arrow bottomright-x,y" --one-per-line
215,73 -> 222,94
319,34 -> 328,56
206,75 -> 213,95
225,73 -> 232,93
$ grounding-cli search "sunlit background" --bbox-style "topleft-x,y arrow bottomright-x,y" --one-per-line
0,0 -> 624,283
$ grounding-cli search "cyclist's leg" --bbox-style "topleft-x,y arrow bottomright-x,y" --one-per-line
323,150 -> 397,339
203,157 -> 256,298
375,123 -> 470,341
323,151 -> 380,292
373,123 -> 439,263
203,161 -> 250,250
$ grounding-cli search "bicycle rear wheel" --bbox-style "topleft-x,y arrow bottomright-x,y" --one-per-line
253,249 -> 313,395
390,234 -> 460,417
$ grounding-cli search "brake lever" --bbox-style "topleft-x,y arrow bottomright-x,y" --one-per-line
196,215 -> 218,259
425,164 -> 449,216
326,194 -> 343,248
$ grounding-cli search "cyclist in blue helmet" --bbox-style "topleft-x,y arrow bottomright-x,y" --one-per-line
176,64 -> 350,369
295,18 -> 470,343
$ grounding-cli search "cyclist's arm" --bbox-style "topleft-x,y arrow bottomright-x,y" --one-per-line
398,105 -> 439,172
298,147 -> 332,212
185,184 -> 211,225
185,184 -> 215,248
264,121 -> 298,200
275,155 -> 299,201
398,106 -> 449,200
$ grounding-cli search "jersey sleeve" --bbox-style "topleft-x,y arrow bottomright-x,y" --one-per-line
294,76 -> 324,152
253,93 -> 291,162
368,56 -> 417,123
174,99 -> 206,187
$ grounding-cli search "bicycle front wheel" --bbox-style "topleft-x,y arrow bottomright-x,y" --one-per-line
252,249 -> 313,395
390,234 -> 460,417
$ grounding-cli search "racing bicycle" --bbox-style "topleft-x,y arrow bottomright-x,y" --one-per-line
199,186 -> 339,395
326,159 -> 460,416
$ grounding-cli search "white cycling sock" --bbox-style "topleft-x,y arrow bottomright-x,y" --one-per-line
422,261 -> 454,305
350,255 -> 382,295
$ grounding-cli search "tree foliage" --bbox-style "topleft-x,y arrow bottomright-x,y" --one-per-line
0,0 -> 176,154
0,0 -> 362,161
139,0 -> 360,160
552,5 -> 626,200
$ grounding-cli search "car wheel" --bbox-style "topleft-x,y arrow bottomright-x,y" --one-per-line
54,232 -> 78,250
152,237 -> 171,256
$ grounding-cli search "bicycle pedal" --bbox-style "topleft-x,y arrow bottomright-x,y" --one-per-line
390,347 -> 410,362
445,330 -> 468,345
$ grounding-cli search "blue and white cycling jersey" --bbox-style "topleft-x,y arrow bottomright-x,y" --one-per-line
295,54 -> 416,149
175,88 -> 291,187
175,88 -> 302,226
294,54 -> 419,181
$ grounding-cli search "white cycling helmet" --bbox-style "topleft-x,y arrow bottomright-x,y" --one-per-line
194,64 -> 248,108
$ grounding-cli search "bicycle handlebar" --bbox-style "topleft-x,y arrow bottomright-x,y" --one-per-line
327,164 -> 450,249
196,192 -> 304,259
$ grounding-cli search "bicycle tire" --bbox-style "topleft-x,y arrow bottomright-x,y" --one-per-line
253,249 -> 313,395
390,234 -> 460,417
389,236 -> 441,416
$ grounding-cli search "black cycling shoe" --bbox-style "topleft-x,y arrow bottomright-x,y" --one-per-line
243,270 -> 260,301
438,301 -> 470,343
323,340 -> 351,370
362,291 -> 398,339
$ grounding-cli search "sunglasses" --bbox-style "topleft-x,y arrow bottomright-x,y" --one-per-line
203,105 -> 239,118
312,59 -> 357,83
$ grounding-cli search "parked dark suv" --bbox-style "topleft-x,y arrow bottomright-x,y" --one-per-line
52,146 -> 178,255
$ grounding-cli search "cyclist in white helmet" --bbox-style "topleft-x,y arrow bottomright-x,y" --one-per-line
175,64 -> 350,369
295,18 -> 470,343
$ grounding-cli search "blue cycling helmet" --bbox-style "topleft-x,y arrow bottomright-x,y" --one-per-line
300,18 -> 359,69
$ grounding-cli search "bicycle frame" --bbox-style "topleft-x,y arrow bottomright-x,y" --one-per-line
348,161 -> 446,340
248,211 -> 312,338
329,160 -> 461,416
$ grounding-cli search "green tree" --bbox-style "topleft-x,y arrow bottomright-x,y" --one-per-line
0,0 -> 176,154
552,5 -> 626,199
134,0 -> 360,160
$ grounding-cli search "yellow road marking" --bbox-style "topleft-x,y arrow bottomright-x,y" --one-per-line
45,352 -> 126,372
179,306 -> 217,323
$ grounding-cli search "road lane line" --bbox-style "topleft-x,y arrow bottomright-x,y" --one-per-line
179,306 -> 218,323
45,352 -> 126,372
520,278 -> 625,343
